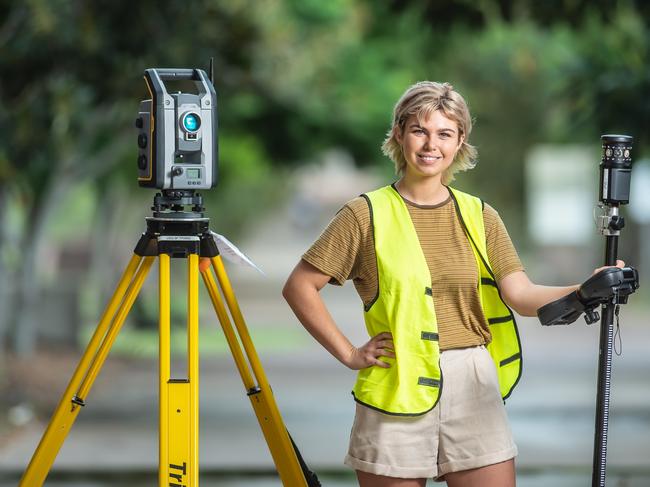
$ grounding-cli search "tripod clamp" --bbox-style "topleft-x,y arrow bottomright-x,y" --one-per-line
537,267 -> 639,326
595,203 -> 625,237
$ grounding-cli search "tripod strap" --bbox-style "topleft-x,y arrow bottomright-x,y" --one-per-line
288,432 -> 322,487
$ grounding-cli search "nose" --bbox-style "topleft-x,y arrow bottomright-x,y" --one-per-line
423,135 -> 435,151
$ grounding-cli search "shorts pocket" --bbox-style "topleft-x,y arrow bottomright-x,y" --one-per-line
472,346 -> 500,393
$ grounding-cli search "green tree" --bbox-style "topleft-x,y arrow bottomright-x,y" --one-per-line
1,0 -> 649,362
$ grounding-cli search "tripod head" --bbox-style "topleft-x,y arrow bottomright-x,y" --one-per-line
151,190 -> 205,219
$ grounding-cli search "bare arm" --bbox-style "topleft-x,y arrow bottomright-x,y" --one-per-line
282,259 -> 394,370
498,271 -> 578,317
498,260 -> 626,317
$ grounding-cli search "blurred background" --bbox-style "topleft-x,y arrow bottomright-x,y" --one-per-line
1,1 -> 649,486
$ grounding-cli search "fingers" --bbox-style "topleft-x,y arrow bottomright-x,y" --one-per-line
343,331 -> 398,370
373,332 -> 393,341
370,334 -> 395,366
376,339 -> 395,349
371,334 -> 394,353
372,350 -> 396,368
375,339 -> 396,358
373,359 -> 391,368
377,347 -> 396,358
592,260 -> 626,276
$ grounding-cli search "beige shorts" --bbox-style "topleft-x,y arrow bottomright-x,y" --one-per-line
344,345 -> 517,480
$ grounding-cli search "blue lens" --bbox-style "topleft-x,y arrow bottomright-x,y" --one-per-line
183,113 -> 200,132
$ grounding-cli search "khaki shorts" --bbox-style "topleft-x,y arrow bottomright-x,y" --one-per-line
344,345 -> 517,480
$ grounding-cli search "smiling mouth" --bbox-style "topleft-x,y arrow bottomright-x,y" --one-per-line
418,154 -> 442,162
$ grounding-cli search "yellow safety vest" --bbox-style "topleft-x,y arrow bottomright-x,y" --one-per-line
351,185 -> 522,416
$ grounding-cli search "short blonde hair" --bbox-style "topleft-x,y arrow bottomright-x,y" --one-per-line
381,81 -> 477,184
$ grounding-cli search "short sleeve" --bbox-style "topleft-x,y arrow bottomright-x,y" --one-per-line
302,203 -> 363,285
483,203 -> 525,282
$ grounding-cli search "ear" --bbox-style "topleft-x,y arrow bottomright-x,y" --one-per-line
457,133 -> 465,151
394,124 -> 404,145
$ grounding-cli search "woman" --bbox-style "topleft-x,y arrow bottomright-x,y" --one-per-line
282,81 -> 621,487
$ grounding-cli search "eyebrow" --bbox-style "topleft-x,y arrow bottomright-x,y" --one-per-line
408,123 -> 457,134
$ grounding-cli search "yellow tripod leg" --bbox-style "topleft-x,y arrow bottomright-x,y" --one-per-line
201,256 -> 308,487
199,259 -> 255,387
160,253 -> 200,487
19,255 -> 154,487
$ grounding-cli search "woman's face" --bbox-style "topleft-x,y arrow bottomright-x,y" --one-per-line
396,110 -> 463,181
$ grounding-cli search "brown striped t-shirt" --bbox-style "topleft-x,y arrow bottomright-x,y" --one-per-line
302,187 -> 524,350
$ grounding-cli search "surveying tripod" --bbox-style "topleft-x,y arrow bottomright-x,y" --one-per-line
20,191 -> 320,487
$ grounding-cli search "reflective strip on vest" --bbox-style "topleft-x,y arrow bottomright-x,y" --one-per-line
351,185 -> 522,416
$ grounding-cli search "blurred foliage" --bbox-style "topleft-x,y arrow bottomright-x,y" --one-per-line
1,0 -> 650,354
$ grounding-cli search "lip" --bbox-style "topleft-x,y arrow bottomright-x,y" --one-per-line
418,154 -> 442,163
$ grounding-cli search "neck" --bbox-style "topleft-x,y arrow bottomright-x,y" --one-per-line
395,174 -> 449,206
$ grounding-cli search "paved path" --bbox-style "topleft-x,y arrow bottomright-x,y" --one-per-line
1,278 -> 648,485
1,197 -> 649,485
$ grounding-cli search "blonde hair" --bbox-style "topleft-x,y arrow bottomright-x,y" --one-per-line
381,81 -> 477,184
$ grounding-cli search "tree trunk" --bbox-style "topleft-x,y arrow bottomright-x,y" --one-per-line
9,175 -> 72,356
0,185 -> 14,389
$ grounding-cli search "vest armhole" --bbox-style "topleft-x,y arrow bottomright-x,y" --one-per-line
449,190 -> 496,282
449,190 -> 524,403
360,193 -> 380,312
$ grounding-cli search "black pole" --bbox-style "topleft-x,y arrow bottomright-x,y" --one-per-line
591,235 -> 618,486
591,134 -> 633,486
